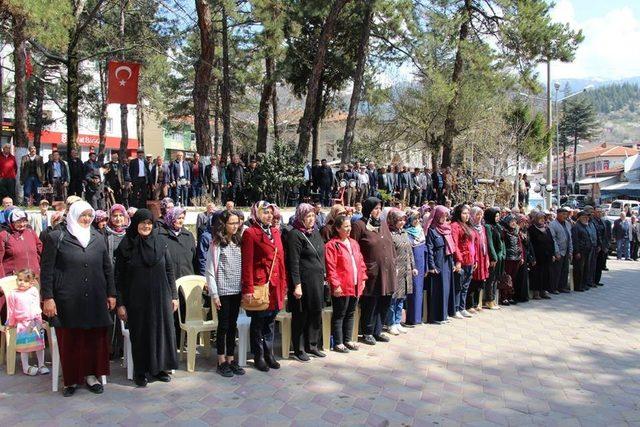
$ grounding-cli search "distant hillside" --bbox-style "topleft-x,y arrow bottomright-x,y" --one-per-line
583,83 -> 640,114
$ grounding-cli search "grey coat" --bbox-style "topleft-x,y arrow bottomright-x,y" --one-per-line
390,229 -> 415,299
549,219 -> 573,258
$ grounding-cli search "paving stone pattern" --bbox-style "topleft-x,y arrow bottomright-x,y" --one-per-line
1,259 -> 640,426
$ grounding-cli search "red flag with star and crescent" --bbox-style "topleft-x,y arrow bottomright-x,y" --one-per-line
107,61 -> 140,104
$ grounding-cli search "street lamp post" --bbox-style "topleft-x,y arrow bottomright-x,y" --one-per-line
546,61 -> 553,209
554,82 -> 561,204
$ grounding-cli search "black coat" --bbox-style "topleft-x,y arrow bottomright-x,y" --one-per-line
285,229 -> 326,312
114,234 -> 178,375
40,228 -> 116,329
158,225 -> 197,279
572,222 -> 594,255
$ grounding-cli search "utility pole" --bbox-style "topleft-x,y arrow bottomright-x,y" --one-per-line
546,61 -> 553,209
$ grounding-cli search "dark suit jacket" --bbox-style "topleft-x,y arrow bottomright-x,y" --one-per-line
204,164 -> 224,189
20,155 -> 45,183
150,163 -> 172,185
44,160 -> 68,183
170,160 -> 191,183
128,158 -> 150,183
190,161 -> 205,186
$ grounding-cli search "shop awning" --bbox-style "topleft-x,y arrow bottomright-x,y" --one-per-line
577,176 -> 617,185
601,181 -> 640,197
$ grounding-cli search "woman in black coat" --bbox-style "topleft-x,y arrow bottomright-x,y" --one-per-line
115,209 -> 179,387
286,203 -> 326,361
528,211 -> 556,300
40,201 -> 116,397
158,206 -> 197,278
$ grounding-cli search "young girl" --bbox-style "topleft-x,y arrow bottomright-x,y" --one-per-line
5,269 -> 49,376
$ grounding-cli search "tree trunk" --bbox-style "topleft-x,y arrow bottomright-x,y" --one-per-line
220,4 -> 233,160
572,134 -> 578,184
66,54 -> 80,156
97,62 -> 108,162
12,14 -> 29,149
297,0 -> 349,159
441,0 -> 471,168
341,0 -> 373,163
272,83 -> 279,142
193,0 -> 215,156
311,80 -> 324,161
137,103 -> 144,150
119,104 -> 128,159
213,83 -> 220,156
33,77 -> 46,153
562,146 -> 567,191
256,55 -> 274,154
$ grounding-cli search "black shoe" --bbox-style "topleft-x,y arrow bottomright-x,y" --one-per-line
361,335 -> 376,345
559,288 -> 571,293
254,356 -> 270,372
500,300 -> 510,306
550,290 -> 560,295
575,289 -> 585,292
217,362 -> 234,378
344,342 -> 359,351
307,348 -> 326,358
509,299 -> 518,305
134,374 -> 148,387
154,371 -> 171,382
400,323 -> 415,328
603,267 -> 609,271
293,351 -> 311,362
373,334 -> 390,343
264,353 -> 280,369
597,283 -> 605,287
86,381 -> 104,394
541,293 -> 551,299
63,386 -> 76,397
333,345 -> 349,353
229,362 -> 245,376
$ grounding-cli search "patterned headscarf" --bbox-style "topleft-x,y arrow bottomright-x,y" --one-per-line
293,203 -> 315,235
93,210 -> 108,224
160,197 -> 174,216
430,206 -> 455,256
108,203 -> 130,234
164,206 -> 186,233
529,210 -> 547,232
469,206 -> 486,255
8,209 -> 27,233
386,208 -> 406,231
251,201 -> 276,226
405,209 -> 425,246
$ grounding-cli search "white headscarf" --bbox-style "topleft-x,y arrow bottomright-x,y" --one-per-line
66,201 -> 94,248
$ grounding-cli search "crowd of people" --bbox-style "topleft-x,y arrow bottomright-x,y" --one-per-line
0,180 -> 623,397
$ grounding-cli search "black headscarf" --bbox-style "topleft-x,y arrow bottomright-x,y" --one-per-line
123,209 -> 165,267
484,207 -> 500,226
362,197 -> 382,230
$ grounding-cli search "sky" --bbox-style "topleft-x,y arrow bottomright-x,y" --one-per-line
545,0 -> 640,80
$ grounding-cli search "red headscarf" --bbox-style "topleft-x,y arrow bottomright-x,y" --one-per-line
430,205 -> 455,256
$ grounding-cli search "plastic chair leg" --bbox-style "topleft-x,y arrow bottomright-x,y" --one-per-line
202,331 -> 211,358
186,331 -> 197,372
125,337 -> 133,380
179,330 -> 186,361
50,328 -> 60,393
321,309 -> 332,350
0,331 -> 5,366
280,317 -> 291,359
352,305 -> 361,343
6,328 -> 16,375
101,375 -> 107,385
237,324 -> 250,367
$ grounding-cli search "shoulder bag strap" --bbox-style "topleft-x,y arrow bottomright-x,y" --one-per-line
266,246 -> 277,284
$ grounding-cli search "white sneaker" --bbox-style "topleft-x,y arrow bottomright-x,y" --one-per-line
397,325 -> 408,334
453,312 -> 464,319
388,325 -> 400,335
461,310 -> 473,318
38,366 -> 50,375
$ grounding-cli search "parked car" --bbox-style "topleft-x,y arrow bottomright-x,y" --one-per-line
606,199 -> 640,222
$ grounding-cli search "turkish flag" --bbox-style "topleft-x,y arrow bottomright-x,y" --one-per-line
107,61 -> 140,104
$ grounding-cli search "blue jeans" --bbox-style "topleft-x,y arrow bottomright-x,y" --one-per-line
190,181 -> 203,200
23,175 -> 41,204
617,238 -> 630,259
454,265 -> 473,312
386,297 -> 405,326
176,185 -> 189,206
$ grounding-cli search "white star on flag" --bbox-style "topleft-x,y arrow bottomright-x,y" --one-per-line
119,80 -> 127,86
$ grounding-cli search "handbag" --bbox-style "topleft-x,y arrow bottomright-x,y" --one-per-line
497,272 -> 513,291
241,247 -> 277,311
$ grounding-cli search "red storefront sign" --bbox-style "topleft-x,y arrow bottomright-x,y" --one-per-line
29,130 -> 137,149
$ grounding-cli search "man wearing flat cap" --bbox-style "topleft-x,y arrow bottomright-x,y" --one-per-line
549,207 -> 572,293
571,211 -> 594,292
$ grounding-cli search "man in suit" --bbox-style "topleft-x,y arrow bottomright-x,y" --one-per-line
44,150 -> 68,202
613,212 -> 631,260
204,157 -> 224,204
20,145 -> 45,206
317,159 -> 334,207
190,152 -> 205,204
128,149 -> 150,208
196,201 -> 217,241
150,156 -> 172,200
431,166 -> 445,204
104,152 -> 129,206
170,151 -> 191,206
67,149 -> 85,197
225,154 -> 244,205
421,167 -> 433,202
83,151 -> 101,181
366,162 -> 378,198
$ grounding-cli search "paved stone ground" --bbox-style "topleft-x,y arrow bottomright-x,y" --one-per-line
1,259 -> 640,426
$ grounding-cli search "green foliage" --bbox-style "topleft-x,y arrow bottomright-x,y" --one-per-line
5,0 -> 73,50
253,141 -> 305,206
503,100 -> 548,162
559,97 -> 599,144
583,83 -> 640,114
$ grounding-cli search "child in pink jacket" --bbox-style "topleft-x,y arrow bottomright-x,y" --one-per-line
5,269 -> 49,376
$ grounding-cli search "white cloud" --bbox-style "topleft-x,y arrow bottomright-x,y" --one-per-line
544,1 -> 640,80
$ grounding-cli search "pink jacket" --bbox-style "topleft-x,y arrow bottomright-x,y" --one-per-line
5,287 -> 42,328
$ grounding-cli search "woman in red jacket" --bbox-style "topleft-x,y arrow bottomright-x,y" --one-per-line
450,204 -> 476,319
0,209 -> 43,277
325,215 -> 367,354
467,206 -> 489,313
241,201 -> 287,372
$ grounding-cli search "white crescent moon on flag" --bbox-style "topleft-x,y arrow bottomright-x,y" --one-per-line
115,65 -> 133,80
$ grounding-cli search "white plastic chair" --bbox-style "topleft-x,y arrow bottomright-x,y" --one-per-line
121,320 -> 133,380
177,275 -> 218,372
236,309 -> 251,367
0,275 -> 18,374
275,310 -> 291,358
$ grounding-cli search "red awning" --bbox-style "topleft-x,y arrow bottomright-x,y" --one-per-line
29,130 -> 137,149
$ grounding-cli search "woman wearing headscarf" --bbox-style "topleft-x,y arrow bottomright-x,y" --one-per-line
426,206 -> 455,323
404,209 -> 427,326
115,209 -> 178,387
241,201 -> 287,371
467,206 -> 489,313
515,214 -> 535,302
0,209 -> 43,277
500,214 -> 522,305
92,210 -> 108,233
450,204 -> 476,319
528,210 -> 555,300
157,197 -> 174,227
386,208 -> 416,335
285,203 -> 326,362
104,204 -> 130,263
159,206 -> 197,279
320,204 -> 348,242
40,201 -> 115,396
325,215 -> 367,353
351,197 -> 396,345
483,208 -> 504,309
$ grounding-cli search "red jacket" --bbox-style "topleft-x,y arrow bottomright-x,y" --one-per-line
0,228 -> 43,277
451,222 -> 476,266
241,224 -> 287,311
0,154 -> 17,179
325,237 -> 368,297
